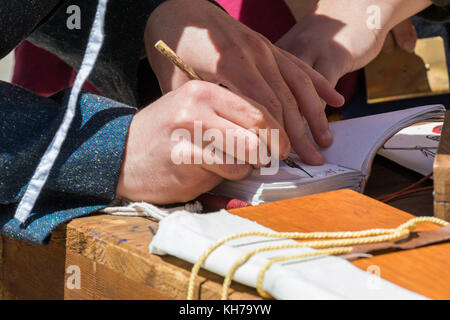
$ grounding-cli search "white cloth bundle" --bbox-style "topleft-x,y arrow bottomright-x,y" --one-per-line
149,210 -> 426,300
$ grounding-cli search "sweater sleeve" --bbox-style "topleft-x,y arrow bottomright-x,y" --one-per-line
418,0 -> 450,21
28,0 -> 223,106
27,0 -> 168,106
0,0 -> 63,59
0,81 -> 136,244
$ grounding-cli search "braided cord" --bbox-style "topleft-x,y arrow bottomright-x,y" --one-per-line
256,247 -> 353,298
187,216 -> 448,300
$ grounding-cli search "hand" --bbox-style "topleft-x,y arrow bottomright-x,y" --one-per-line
382,18 -> 417,53
116,81 -> 291,204
277,0 -> 430,86
145,0 -> 345,165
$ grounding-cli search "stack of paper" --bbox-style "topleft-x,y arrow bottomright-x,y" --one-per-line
213,105 -> 445,205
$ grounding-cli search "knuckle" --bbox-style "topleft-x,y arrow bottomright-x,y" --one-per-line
284,94 -> 298,110
173,107 -> 195,128
297,72 -> 314,87
269,98 -> 283,112
248,109 -> 267,128
224,45 -> 247,61
183,80 -> 210,104
267,99 -> 284,121
246,32 -> 270,51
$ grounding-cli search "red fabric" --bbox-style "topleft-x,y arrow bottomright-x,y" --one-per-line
197,194 -> 249,212
216,0 -> 296,43
335,72 -> 359,104
12,41 -> 100,97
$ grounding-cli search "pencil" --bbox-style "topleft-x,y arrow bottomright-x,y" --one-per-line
154,40 -> 313,178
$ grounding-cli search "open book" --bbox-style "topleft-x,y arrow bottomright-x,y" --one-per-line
212,105 -> 445,205
377,121 -> 442,178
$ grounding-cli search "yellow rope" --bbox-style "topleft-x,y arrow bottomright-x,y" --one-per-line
187,216 -> 448,300
220,229 -> 410,299
256,247 -> 353,298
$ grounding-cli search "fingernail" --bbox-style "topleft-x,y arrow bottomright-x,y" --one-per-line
337,94 -> 345,106
313,150 -> 325,164
321,129 -> 333,145
403,40 -> 416,53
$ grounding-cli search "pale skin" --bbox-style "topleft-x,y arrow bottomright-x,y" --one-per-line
145,0 -> 345,166
382,18 -> 418,54
116,0 -> 433,204
116,81 -> 291,204
277,0 -> 432,87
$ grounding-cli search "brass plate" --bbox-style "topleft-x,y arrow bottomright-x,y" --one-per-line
365,36 -> 450,104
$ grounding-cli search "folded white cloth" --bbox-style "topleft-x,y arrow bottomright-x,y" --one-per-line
149,210 -> 426,300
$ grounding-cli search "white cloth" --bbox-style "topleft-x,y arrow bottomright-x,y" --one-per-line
149,210 -> 426,300
102,200 -> 203,220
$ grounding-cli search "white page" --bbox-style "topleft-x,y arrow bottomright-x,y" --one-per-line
378,122 -> 442,177
214,105 -> 445,204
322,105 -> 445,173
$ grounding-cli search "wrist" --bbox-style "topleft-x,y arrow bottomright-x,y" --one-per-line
314,0 -> 432,48
315,0 -> 432,33
375,0 -> 432,29
145,0 -> 215,43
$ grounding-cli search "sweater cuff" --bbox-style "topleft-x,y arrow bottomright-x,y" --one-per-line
45,91 -> 136,201
0,91 -> 136,244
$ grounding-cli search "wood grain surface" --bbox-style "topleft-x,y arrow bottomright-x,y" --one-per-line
0,0 -> 446,301
231,189 -> 450,300
2,187 -> 448,300
0,215 -> 259,300
434,111 -> 450,221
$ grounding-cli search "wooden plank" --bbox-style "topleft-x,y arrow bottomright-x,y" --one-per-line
0,215 -> 259,300
64,250 -> 173,300
1,187 -> 449,300
1,226 -> 67,300
65,215 -> 259,300
230,189 -> 450,300
0,158 -> 443,300
434,111 -> 450,221
435,201 -> 450,222
0,235 -> 3,300
365,37 -> 450,104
